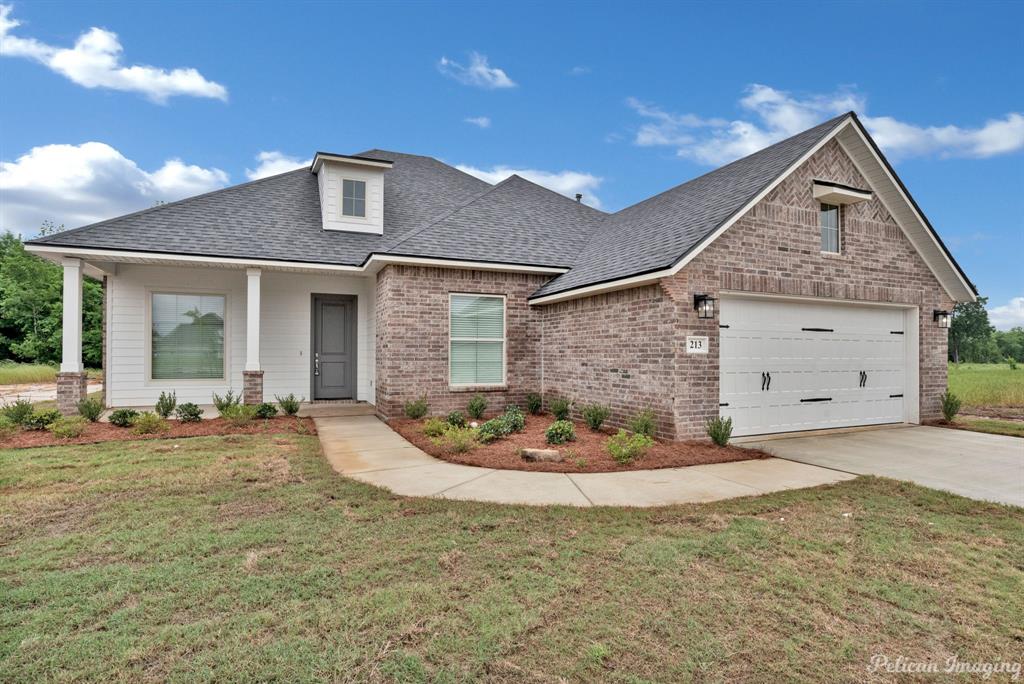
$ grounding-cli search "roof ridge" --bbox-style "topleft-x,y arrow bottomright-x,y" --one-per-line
498,174 -> 608,216
357,148 -> 494,189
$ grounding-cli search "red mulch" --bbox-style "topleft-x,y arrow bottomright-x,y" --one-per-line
0,416 -> 316,450
390,415 -> 769,473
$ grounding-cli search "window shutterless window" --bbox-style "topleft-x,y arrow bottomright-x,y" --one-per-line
151,293 -> 225,379
449,294 -> 505,386
342,179 -> 366,217
820,202 -> 840,253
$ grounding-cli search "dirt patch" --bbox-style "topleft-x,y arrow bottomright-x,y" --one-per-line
924,418 -> 1024,437
0,416 -> 316,450
390,415 -> 769,473
960,406 -> 1024,421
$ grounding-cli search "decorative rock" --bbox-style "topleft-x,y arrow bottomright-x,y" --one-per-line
521,448 -> 563,463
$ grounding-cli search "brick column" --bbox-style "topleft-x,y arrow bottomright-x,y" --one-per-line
57,371 -> 88,415
243,370 -> 264,405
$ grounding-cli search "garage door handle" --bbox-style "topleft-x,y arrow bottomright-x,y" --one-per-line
766,372 -> 771,390
761,372 -> 766,391
800,397 -> 832,403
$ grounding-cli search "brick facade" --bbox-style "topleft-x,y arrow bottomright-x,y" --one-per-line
242,370 -> 264,405
56,371 -> 89,415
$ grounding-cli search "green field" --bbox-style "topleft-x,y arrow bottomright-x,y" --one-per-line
0,363 -> 102,385
1,434 -> 1021,682
948,362 -> 1024,408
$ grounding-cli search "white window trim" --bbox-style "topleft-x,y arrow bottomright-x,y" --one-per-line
448,292 -> 507,388
145,288 -> 229,384
819,202 -> 842,254
341,178 -> 367,219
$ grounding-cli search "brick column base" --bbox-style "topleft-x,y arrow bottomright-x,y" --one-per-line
56,371 -> 89,415
242,370 -> 264,405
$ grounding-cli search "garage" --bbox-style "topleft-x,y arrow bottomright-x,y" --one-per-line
719,296 -> 916,437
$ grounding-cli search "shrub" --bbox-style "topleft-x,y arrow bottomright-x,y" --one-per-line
549,397 -> 571,421
503,404 -> 526,433
221,404 -> 257,427
581,403 -> 611,431
628,409 -> 656,438
477,418 -> 506,443
77,396 -> 103,422
212,390 -> 241,415
154,390 -> 177,418
49,416 -> 88,439
275,393 -> 302,416
0,416 -> 18,440
545,419 -> 576,445
705,416 -> 733,447
940,391 -> 962,423
23,409 -> 61,431
109,408 -> 140,428
254,402 -> 278,419
446,410 -> 466,428
438,426 -> 478,453
132,411 -> 169,435
1008,357 -> 1019,371
175,402 -> 203,423
467,394 -> 487,419
404,396 -> 429,420
605,429 -> 654,464
525,392 -> 543,415
423,417 -> 448,438
1,399 -> 34,426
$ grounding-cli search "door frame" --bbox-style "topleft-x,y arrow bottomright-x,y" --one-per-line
310,293 -> 358,400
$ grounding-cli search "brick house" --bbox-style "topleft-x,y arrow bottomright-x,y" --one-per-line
28,112 -> 975,439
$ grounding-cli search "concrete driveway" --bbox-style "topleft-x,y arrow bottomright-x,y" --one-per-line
742,425 -> 1023,507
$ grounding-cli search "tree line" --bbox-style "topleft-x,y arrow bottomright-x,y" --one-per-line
949,297 -> 1023,364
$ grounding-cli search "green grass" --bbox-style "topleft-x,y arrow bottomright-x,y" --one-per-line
948,362 -> 1024,408
1,435 -> 1021,682
953,418 -> 1024,438
0,363 -> 102,385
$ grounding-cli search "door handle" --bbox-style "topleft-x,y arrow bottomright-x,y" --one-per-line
761,372 -> 766,391
766,372 -> 771,391
314,352 -> 320,376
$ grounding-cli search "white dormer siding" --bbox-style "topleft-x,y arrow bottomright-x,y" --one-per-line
312,153 -> 391,235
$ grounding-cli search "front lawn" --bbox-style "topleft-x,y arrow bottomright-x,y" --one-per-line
1,435 -> 1021,681
948,362 -> 1024,409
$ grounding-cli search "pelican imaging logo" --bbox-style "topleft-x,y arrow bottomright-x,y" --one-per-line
868,655 -> 1021,680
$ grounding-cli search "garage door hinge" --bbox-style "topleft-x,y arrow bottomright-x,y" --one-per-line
719,324 -> 730,328
719,402 -> 729,407
801,327 -> 834,332
889,330 -> 904,335
889,393 -> 903,398
799,397 -> 832,403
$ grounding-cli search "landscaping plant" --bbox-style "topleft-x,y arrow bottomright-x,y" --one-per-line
132,412 -> 169,435
175,403 -> 203,423
108,408 -> 140,428
49,416 -> 88,439
23,409 -> 61,431
628,408 -> 656,437
446,411 -> 466,428
423,417 -> 448,438
705,416 -> 733,447
432,426 -> 478,453
221,404 -> 257,427
545,419 -> 576,445
212,390 -> 241,414
1,399 -> 34,426
581,403 -> 611,431
254,402 -> 278,419
467,394 -> 487,419
605,429 -> 655,464
525,392 -> 543,415
77,396 -> 103,422
275,393 -> 302,416
549,397 -> 571,421
404,396 -> 429,419
0,416 -> 18,440
502,405 -> 525,432
154,391 -> 177,418
477,405 -> 526,443
940,391 -> 962,423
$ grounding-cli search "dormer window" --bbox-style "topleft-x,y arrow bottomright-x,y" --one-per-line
342,179 -> 366,218
820,203 -> 841,253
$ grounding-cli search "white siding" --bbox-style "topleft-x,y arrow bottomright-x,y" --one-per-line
107,264 -> 375,407
318,162 -> 384,234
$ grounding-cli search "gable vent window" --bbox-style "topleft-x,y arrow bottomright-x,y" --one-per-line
820,202 -> 841,253
342,179 -> 366,218
449,294 -> 505,386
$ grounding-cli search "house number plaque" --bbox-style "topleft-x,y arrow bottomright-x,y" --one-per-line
686,336 -> 708,354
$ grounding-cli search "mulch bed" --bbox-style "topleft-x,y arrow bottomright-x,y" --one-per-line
0,416 -> 317,450
390,415 -> 769,473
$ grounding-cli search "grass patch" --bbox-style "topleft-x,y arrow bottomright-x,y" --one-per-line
1,435 -> 1021,681
954,418 -> 1024,438
948,362 -> 1024,407
30,389 -> 103,414
0,363 -> 102,385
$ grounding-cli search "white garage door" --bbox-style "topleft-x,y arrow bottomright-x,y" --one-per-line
720,297 -> 910,437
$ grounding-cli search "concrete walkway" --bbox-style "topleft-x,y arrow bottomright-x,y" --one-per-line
315,416 -> 855,507
743,425 -> 1023,507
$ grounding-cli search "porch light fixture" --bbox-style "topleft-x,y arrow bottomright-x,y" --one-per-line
694,294 -> 717,319
933,309 -> 951,329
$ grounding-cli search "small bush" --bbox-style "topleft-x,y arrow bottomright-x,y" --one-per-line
1,399 -> 34,426
605,429 -> 654,464
446,411 -> 466,428
0,416 -> 18,440
221,404 -> 257,427
1008,357 -> 1018,371
545,419 -> 576,445
132,411 -> 169,435
477,418 -> 508,443
705,416 -> 733,446
628,409 -> 656,438
154,390 -> 177,418
467,394 -> 487,419
212,390 -> 241,415
581,403 -> 611,431
77,396 -> 103,422
109,408 -> 140,428
423,417 -> 448,438
275,393 -> 302,416
525,392 -> 543,415
549,397 -> 571,421
175,402 -> 203,423
940,391 -> 962,423
49,416 -> 88,439
23,409 -> 61,431
503,405 -> 526,433
404,396 -> 429,420
254,402 -> 278,419
434,426 -> 478,453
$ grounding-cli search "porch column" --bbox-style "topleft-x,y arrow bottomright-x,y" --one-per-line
242,268 -> 264,404
57,258 -> 88,414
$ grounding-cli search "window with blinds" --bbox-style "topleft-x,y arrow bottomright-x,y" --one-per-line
449,294 -> 505,385
151,293 -> 226,379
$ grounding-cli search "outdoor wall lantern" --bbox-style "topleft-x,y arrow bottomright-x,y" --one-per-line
933,309 -> 951,329
694,294 -> 717,319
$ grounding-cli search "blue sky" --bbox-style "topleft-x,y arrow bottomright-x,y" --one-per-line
1,1 -> 1021,326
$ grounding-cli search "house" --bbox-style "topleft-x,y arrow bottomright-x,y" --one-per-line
26,112 -> 975,439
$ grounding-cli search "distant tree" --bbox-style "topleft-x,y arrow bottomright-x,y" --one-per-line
37,220 -> 65,237
994,327 -> 1024,363
948,297 -> 994,363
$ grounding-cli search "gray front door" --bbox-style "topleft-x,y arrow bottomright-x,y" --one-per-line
312,294 -> 356,400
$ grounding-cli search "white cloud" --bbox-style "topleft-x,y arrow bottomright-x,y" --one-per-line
244,151 -> 311,180
568,66 -> 590,76
989,297 -> 1024,331
463,116 -> 491,129
627,85 -> 1024,165
0,142 -> 228,235
456,164 -> 603,209
438,52 -> 515,89
0,4 -> 227,103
